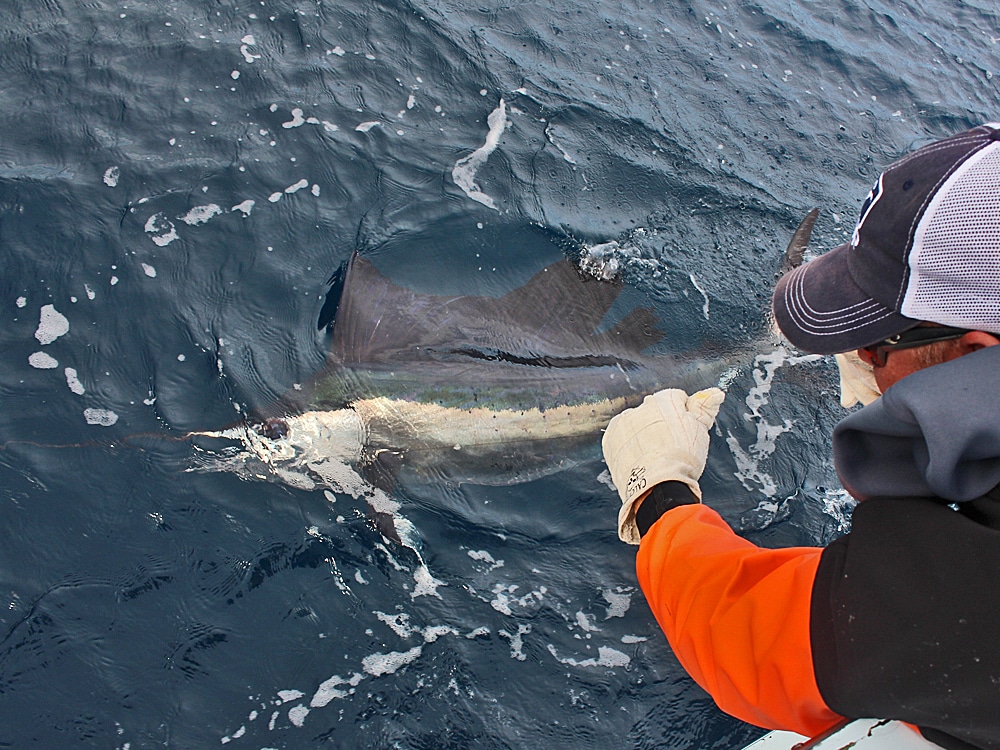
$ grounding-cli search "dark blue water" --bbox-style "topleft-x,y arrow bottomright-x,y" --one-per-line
1,0 -> 998,747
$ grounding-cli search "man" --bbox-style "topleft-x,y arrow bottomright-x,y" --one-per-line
602,123 -> 1000,750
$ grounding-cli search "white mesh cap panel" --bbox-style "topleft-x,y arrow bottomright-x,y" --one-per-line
902,142 -> 1000,334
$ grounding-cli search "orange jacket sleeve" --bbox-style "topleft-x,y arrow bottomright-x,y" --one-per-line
636,503 -> 842,736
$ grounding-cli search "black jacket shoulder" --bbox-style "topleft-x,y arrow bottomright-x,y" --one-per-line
811,488 -> 1000,750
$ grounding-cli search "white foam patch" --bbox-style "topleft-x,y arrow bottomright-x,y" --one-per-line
411,563 -> 445,599
422,624 -> 457,643
240,34 -> 260,63
602,588 -> 631,619
498,624 -> 530,661
282,108 -> 306,128
65,367 -> 85,394
621,634 -> 648,644
547,644 -> 631,668
327,46 -> 345,56
16,296 -> 26,308
355,121 -> 380,132
141,264 -> 157,278
596,468 -> 617,492
544,122 -> 577,164
144,213 -> 179,246
253,624 -> 460,734
180,204 -> 222,225
287,705 -> 309,727
103,166 -> 120,187
35,304 -> 69,344
688,273 -> 710,320
468,549 -> 504,571
84,408 -> 119,426
451,99 -> 508,210
374,542 -> 405,571
310,673 -> 363,708
196,409 -> 443,605
221,725 -> 245,743
575,611 -> 598,632
376,611 -> 415,639
579,241 -> 622,280
284,179 -> 309,194
231,199 -> 255,216
726,348 -> 823,499
490,583 -> 546,615
28,352 -> 59,369
362,646 -> 422,677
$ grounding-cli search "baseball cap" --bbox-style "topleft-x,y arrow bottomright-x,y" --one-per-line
773,123 -> 1000,354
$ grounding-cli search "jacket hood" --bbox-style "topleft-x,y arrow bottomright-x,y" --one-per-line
833,344 -> 1000,502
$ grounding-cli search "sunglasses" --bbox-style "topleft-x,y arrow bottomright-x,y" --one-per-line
861,326 -> 970,367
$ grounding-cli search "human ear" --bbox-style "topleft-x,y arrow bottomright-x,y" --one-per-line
958,330 -> 1000,352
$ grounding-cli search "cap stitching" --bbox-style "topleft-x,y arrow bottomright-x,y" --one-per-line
788,262 -> 882,319
783,271 -> 894,334
785,283 -> 893,337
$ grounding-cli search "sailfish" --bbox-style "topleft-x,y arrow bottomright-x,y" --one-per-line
202,258 -> 730,494
195,210 -> 820,519
187,213 -> 821,560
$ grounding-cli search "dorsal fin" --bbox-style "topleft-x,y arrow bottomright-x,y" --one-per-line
327,253 -> 663,368
780,208 -> 818,275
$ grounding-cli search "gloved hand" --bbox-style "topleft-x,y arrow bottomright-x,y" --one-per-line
602,387 -> 725,544
834,352 -> 880,408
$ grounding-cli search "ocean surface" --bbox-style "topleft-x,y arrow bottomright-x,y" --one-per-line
1,0 -> 998,747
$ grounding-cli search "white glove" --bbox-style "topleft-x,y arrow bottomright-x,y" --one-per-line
834,352 -> 880,408
602,387 -> 725,544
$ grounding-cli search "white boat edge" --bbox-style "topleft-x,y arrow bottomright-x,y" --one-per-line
743,719 -> 942,749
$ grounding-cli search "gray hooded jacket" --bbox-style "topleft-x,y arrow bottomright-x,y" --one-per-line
833,344 -> 1000,503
